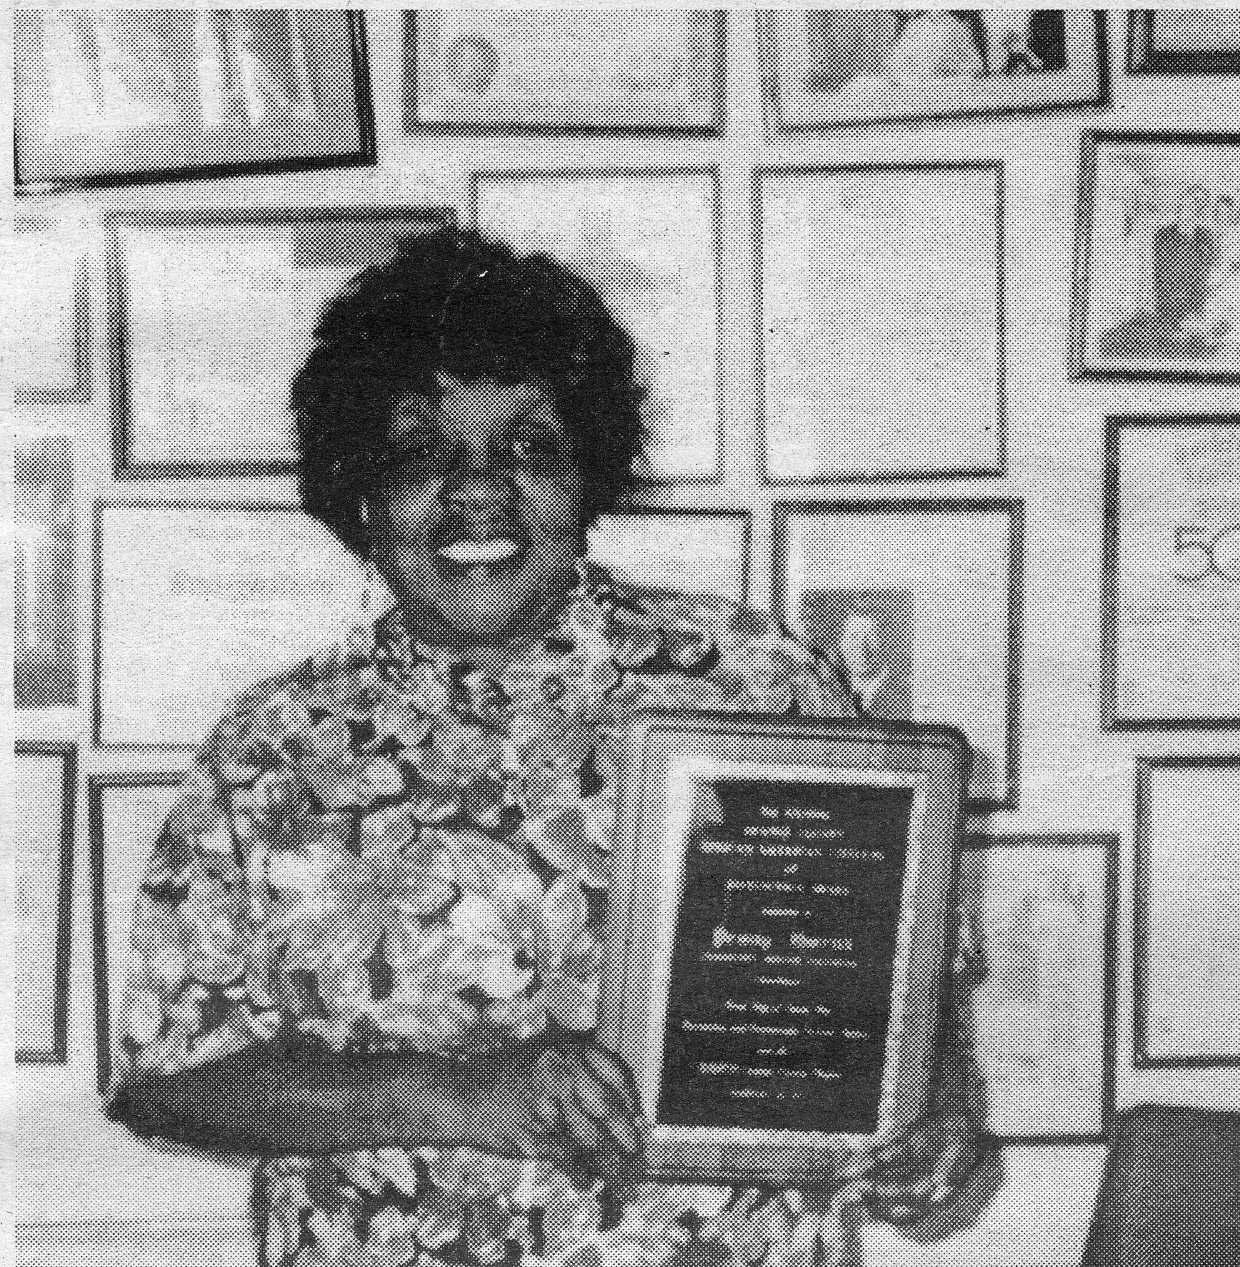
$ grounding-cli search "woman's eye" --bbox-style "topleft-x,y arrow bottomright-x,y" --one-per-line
506,433 -> 562,464
389,436 -> 440,467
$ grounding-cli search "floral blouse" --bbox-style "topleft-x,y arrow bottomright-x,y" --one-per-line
116,562 -> 860,1267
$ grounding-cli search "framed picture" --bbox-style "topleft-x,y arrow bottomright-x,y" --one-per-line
1101,417 -> 1240,729
587,511 -> 750,604
759,164 -> 1005,483
107,207 -> 452,478
1133,759 -> 1240,1070
472,168 -> 722,482
12,217 -> 90,404
404,10 -> 724,133
15,9 -> 374,193
95,503 -> 370,749
1070,133 -> 1240,380
959,834 -> 1116,1143
90,773 -> 186,1092
600,712 -> 968,1182
15,435 -> 77,710
16,743 -> 77,1064
1128,11 -> 1240,74
761,11 -> 1107,132
774,500 -> 1022,810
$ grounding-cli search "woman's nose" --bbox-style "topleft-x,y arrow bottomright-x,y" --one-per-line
440,448 -> 516,511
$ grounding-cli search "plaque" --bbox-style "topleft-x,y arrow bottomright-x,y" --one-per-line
601,713 -> 967,1183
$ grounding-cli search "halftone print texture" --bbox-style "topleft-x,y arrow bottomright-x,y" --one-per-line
13,10 -> 1240,1267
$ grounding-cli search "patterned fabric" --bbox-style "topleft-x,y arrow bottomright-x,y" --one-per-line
116,562 -> 856,1267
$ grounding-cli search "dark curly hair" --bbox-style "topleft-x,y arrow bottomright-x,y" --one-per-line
290,227 -> 648,558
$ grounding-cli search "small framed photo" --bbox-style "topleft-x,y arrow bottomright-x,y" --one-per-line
95,503 -> 368,749
762,11 -> 1107,132
107,207 -> 452,478
15,435 -> 77,710
16,743 -> 77,1064
1071,133 -> 1240,381
12,217 -> 91,404
959,834 -> 1116,1143
760,164 -> 1005,483
90,773 -> 186,1092
774,500 -> 1022,810
15,9 -> 375,193
587,511 -> 750,604
1102,417 -> 1240,729
1128,11 -> 1240,74
473,168 -> 722,482
600,712 -> 968,1182
404,10 -> 725,133
1134,759 -> 1240,1071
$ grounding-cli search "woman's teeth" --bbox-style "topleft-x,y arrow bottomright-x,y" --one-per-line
438,538 -> 520,564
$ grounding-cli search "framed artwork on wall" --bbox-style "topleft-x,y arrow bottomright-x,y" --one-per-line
1128,11 -> 1240,74
773,499 -> 1023,810
1133,759 -> 1240,1071
107,207 -> 451,478
94,503 -> 370,749
404,10 -> 725,133
472,168 -> 722,482
587,511 -> 751,604
759,163 -> 1005,483
761,10 -> 1107,132
15,9 -> 374,193
959,834 -> 1115,1143
1101,416 -> 1240,729
15,742 -> 77,1064
1070,133 -> 1240,381
90,773 -> 186,1092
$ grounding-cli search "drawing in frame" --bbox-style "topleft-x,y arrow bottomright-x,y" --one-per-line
759,163 -> 1005,484
15,9 -> 375,194
1101,416 -> 1240,729
16,742 -> 77,1064
599,711 -> 968,1182
1070,132 -> 1240,381
761,10 -> 1107,133
13,216 -> 91,405
1128,11 -> 1240,74
773,499 -> 1022,810
1133,758 -> 1240,1071
959,834 -> 1116,1144
94,502 -> 371,750
404,10 -> 725,134
587,511 -> 751,604
90,772 -> 186,1092
107,206 -> 453,479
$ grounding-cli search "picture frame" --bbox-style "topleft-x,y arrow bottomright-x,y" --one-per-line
759,163 -> 1006,483
773,499 -> 1023,810
15,434 -> 77,711
959,833 -> 1116,1144
15,742 -> 77,1065
404,10 -> 725,134
106,206 -> 453,479
15,9 -> 375,194
1128,11 -> 1240,74
1133,758 -> 1240,1072
13,216 -> 91,405
761,10 -> 1107,133
94,502 -> 370,749
600,711 -> 968,1182
586,511 -> 751,604
1070,132 -> 1240,381
1101,416 -> 1240,729
90,772 -> 186,1092
471,167 -> 723,483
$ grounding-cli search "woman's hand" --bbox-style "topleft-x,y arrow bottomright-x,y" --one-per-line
858,1108 -> 982,1225
470,1037 -> 645,1184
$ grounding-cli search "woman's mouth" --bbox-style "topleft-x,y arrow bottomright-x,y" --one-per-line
437,538 -> 521,565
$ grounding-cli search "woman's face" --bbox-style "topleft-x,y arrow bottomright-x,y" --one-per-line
370,372 -> 585,646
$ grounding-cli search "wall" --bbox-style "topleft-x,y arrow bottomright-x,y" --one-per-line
12,10 -> 1240,1267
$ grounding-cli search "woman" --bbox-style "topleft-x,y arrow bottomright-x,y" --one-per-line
106,229 -> 979,1267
